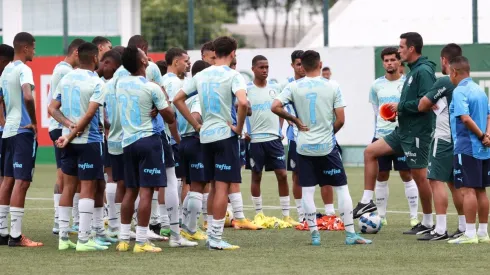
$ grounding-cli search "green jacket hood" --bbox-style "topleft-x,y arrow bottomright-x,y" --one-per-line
408,56 -> 436,72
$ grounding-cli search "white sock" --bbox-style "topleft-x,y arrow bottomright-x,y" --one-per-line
59,206 -> 72,240
105,183 -> 117,229
477,223 -> 488,237
92,207 -> 104,236
458,215 -> 466,232
210,218 -> 225,243
186,192 -> 203,234
120,223 -> 131,241
295,199 -> 305,221
404,180 -> 419,219
279,196 -> 290,217
251,196 -> 263,214
150,191 -> 160,225
54,194 -> 61,226
158,204 -> 170,227
229,192 -> 245,220
422,213 -> 433,228
360,190 -> 374,204
375,181 -> 389,218
324,204 -> 335,215
115,203 -> 121,230
182,193 -> 190,226
0,205 -> 9,236
9,207 -> 24,238
202,193 -> 209,222
166,167 -> 180,237
302,187 -> 317,233
136,225 -> 148,244
335,185 -> 355,233
206,215 -> 213,237
435,214 -> 446,235
465,223 -> 476,238
78,198 -> 94,242
72,193 -> 80,224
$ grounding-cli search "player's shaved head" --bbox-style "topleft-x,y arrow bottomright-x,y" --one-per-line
252,55 -> 267,67
13,32 -> 35,51
77,42 -> 99,67
127,35 -> 148,54
67,38 -> 85,55
192,60 -> 211,76
449,56 -> 470,73
300,50 -> 321,72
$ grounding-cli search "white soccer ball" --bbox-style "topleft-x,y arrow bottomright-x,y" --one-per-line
358,212 -> 382,234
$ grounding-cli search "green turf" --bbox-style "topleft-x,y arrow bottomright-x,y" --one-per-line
1,165 -> 489,275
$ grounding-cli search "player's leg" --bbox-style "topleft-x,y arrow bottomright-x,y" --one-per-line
49,129 -> 62,234
297,153 -> 320,245
72,181 -> 81,232
395,157 -> 419,226
0,137 -> 15,245
107,153 -> 124,237
321,186 -> 335,216
104,145 -> 118,236
134,186 -> 162,253
93,178 -> 117,245
476,188 -> 489,242
172,143 -> 186,224
447,182 -> 465,238
249,142 -> 265,215
288,140 -> 304,222
202,183 -> 210,229
374,161 -> 390,224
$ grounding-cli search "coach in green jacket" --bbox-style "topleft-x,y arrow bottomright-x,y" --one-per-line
354,32 -> 436,236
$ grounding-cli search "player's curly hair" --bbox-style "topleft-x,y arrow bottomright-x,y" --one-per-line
121,46 -> 141,74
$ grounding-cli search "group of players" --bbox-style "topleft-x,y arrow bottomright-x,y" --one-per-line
0,30 -> 488,252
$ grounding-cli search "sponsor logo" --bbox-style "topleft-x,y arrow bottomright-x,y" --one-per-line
215,164 -> 232,171
454,169 -> 462,175
251,101 -> 272,111
323,169 -> 341,176
397,156 -> 406,162
405,151 -> 417,157
435,87 -> 446,99
277,155 -> 285,161
190,163 -> 204,169
13,162 -> 23,169
143,168 -> 161,175
78,163 -> 94,170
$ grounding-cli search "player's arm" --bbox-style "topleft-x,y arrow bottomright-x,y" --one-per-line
398,70 -> 435,114
231,89 -> 248,135
103,107 -> 111,130
333,107 -> 345,134
174,90 -> 200,131
152,86 -> 175,124
418,78 -> 445,112
48,85 -> 75,128
453,88 -> 485,139
168,117 -> 181,144
64,101 -> 101,143
271,100 -> 306,131
22,83 -> 37,131
0,90 -> 5,127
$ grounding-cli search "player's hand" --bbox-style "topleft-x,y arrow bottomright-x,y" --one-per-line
22,124 -> 37,136
194,124 -> 201,133
387,103 -> 398,112
431,104 -> 439,111
227,122 -> 243,136
483,134 -> 490,147
55,135 -> 70,148
149,108 -> 158,118
294,119 -> 309,132
244,133 -> 251,142
281,134 -> 285,140
287,120 -> 294,126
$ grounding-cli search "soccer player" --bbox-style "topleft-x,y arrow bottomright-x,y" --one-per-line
156,60 -> 168,76
246,55 -> 297,225
49,42 -> 108,251
230,58 -> 237,70
48,38 -> 85,235
322,67 -> 331,79
354,32 -> 436,236
399,62 -> 406,75
272,50 -> 371,246
174,36 -> 248,250
446,56 -> 490,244
0,32 -> 42,247
92,36 -> 112,61
114,46 -> 177,253
368,47 -> 419,226
201,41 -> 216,65
0,44 -> 14,188
417,44 -> 465,241
96,49 -> 121,81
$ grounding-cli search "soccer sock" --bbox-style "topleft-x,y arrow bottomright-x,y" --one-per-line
72,193 -> 80,225
375,181 -> 389,218
59,206 -> 72,240
295,199 -> 305,222
301,187 -> 317,233
458,215 -> 466,232
229,192 -> 245,220
435,214 -> 447,235
210,218 -> 225,243
324,204 -> 335,215
202,193 -> 209,222
360,190 -> 374,204
404,180 -> 419,219
150,191 -> 159,226
465,223 -> 476,238
206,215 -> 213,238
279,196 -> 290,217
158,204 -> 170,228
92,207 -> 104,236
166,167 -> 180,237
186,192 -> 203,234
78,198 -> 94,242
136,226 -> 148,244
422,213 -> 434,228
335,185 -> 355,234
251,196 -> 263,214
9,207 -> 24,238
0,205 -> 9,236
54,194 -> 61,227
182,193 -> 190,226
477,223 -> 488,237
105,183 -> 118,229
115,203 -> 121,230
120,223 -> 131,241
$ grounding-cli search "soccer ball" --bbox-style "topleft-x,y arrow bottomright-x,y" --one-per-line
358,212 -> 382,234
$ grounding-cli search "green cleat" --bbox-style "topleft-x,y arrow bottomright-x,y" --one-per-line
410,218 -> 420,227
311,230 -> 321,246
478,234 -> 490,244
58,239 -> 77,250
448,235 -> 478,244
160,228 -> 171,237
381,217 -> 388,226
76,239 -> 109,251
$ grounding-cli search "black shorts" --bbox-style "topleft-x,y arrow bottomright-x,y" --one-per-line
239,139 -> 246,166
453,154 -> 490,189
202,136 -> 241,183
49,129 -> 63,169
103,139 -> 111,168
110,153 -> 125,182
160,132 -> 175,168
0,131 -> 5,177
61,142 -> 104,181
248,139 -> 286,172
180,136 -> 206,184
287,140 -> 298,172
372,137 -> 410,172
3,132 -> 38,182
172,143 -> 185,178
297,147 -> 347,187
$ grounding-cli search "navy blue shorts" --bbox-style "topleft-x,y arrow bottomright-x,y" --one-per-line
453,154 -> 490,189
103,139 -> 111,168
49,129 -> 63,169
372,138 -> 410,171
244,139 -> 251,170
239,139 -> 246,166
172,143 -> 185,178
287,140 -> 298,172
110,153 -> 125,182
202,136 -> 241,183
61,142 -> 104,181
123,135 -> 166,188
0,131 -> 5,176
249,139 -> 286,172
3,132 -> 37,182
180,136 -> 206,184
160,132 -> 175,168
297,147 -> 347,187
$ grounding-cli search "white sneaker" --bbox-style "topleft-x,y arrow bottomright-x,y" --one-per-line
147,230 -> 168,241
130,231 -> 137,240
169,236 -> 198,248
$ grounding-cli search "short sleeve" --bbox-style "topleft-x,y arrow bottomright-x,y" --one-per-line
0,87 -> 3,97
167,78 -> 184,100
231,73 -> 247,94
190,96 -> 201,115
425,78 -> 448,104
369,84 -> 378,106
183,77 -> 197,97
334,86 -> 347,108
487,104 -> 490,115
54,81 -> 63,102
151,84 -> 169,110
89,82 -> 106,106
452,88 -> 469,117
276,84 -> 293,105
20,65 -> 34,88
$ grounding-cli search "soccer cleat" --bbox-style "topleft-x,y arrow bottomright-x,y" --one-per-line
311,230 -> 321,246
381,217 -> 388,226
70,223 -> 79,235
202,221 -> 208,230
148,230 -> 167,241
8,235 -> 44,247
53,223 -> 60,235
448,234 -> 478,244
345,232 -> 372,245
0,235 -> 9,245
477,234 -> 490,243
402,223 -> 433,235
169,236 -> 198,247
353,201 -> 377,219
106,228 -> 119,238
149,223 -> 161,235
58,239 -> 77,250
449,229 -> 464,239
160,227 -> 171,237
417,230 -> 449,241
208,239 -> 240,250
133,242 -> 162,253
181,229 -> 207,241
410,218 -> 420,227
233,218 -> 263,230
96,234 -> 118,245
76,239 -> 109,251
116,241 -> 130,252
283,216 -> 300,226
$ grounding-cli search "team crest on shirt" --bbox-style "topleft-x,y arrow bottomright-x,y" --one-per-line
269,89 -> 278,98
397,84 -> 403,93
408,76 -> 413,86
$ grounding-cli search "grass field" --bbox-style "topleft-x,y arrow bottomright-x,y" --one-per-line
1,165 -> 489,275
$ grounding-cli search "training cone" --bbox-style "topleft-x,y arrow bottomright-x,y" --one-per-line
379,103 -> 396,120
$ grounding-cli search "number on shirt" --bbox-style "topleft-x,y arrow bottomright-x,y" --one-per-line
305,93 -> 317,125
118,94 -> 142,126
61,85 -> 81,118
202,82 -> 221,114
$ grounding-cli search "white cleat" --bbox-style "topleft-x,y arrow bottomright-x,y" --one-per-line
147,230 -> 168,241
169,236 -> 198,248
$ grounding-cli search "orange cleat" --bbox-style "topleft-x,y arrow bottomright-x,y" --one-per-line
232,218 -> 263,230
8,235 -> 44,247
